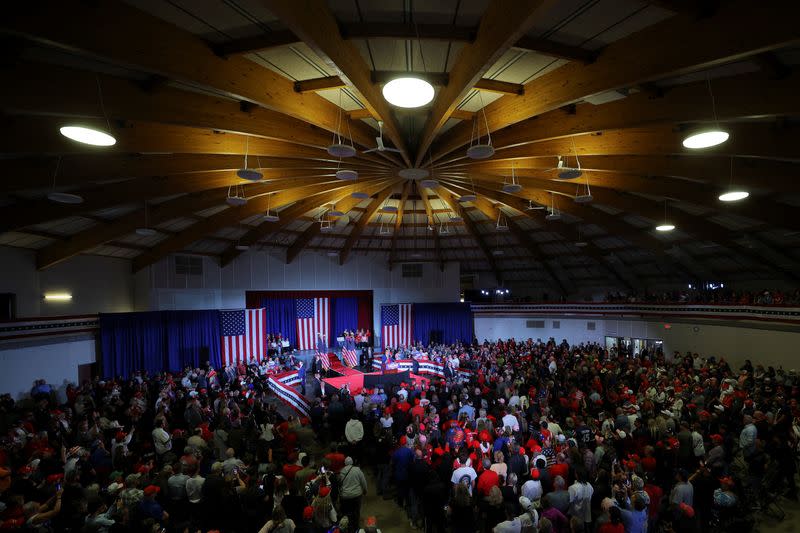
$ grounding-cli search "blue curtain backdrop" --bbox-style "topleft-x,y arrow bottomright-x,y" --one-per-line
165,310 -> 221,371
332,297 -> 359,339
100,312 -> 166,378
413,303 -> 474,345
100,310 -> 222,378
262,298 -> 297,348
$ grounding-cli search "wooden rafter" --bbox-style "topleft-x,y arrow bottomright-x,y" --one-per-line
3,0 -> 382,150
283,191 -> 377,264
339,182 -> 400,265
429,0 -> 800,161
512,35 -> 597,63
435,187 -> 503,284
263,0 -> 411,166
218,179 -> 396,266
418,187 -> 445,271
36,177 -> 343,270
415,0 -> 545,165
1,169 -> 344,233
388,181 -> 412,265
432,70 -> 800,162
463,155 -> 800,196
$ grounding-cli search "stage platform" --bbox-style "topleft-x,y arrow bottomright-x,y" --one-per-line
322,354 -> 429,395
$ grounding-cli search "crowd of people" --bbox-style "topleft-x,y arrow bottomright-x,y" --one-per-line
604,288 -> 800,306
0,336 -> 798,533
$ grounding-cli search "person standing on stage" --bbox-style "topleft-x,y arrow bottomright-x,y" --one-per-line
316,333 -> 330,377
297,361 -> 306,396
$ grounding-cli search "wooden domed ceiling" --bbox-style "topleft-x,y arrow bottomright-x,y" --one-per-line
1,0 -> 799,294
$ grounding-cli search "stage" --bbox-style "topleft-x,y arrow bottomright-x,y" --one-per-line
322,356 -> 429,395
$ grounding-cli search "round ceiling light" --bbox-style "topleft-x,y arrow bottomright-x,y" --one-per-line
492,249 -> 505,256
135,228 -> 157,237
458,194 -> 477,203
718,190 -> 749,202
574,194 -> 593,204
545,212 -> 561,221
327,143 -> 357,158
59,125 -> 116,146
382,77 -> 435,108
466,144 -> 495,160
351,191 -> 369,199
656,224 -> 675,232
398,167 -> 430,180
575,241 -> 588,247
682,130 -> 729,149
47,192 -> 84,204
327,250 -> 339,257
329,208 -> 345,217
502,183 -> 522,193
420,179 -> 439,189
235,244 -> 250,251
236,168 -> 263,182
336,169 -> 358,181
262,213 -> 280,222
382,205 -> 398,213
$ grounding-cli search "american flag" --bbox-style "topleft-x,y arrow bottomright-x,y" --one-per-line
381,303 -> 412,349
296,298 -> 329,351
220,308 -> 266,366
342,336 -> 358,367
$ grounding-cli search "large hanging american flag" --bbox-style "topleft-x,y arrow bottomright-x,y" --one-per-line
381,303 -> 412,349
296,298 -> 329,350
220,308 -> 266,366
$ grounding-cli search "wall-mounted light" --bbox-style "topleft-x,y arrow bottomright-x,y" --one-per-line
44,292 -> 72,301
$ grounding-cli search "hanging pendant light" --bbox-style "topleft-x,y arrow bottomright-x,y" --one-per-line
135,202 -> 157,236
262,194 -> 280,222
466,95 -> 494,159
502,164 -> 522,193
545,193 -> 561,221
574,172 -> 593,203
656,199 -> 675,232
682,76 -> 729,149
558,139 -> 583,179
236,136 -> 263,181
574,225 -> 588,247
60,77 -> 116,147
718,157 -> 749,202
319,209 -> 333,232
328,202 -> 344,217
495,211 -> 509,231
327,90 -> 357,157
47,157 -> 84,204
226,184 -> 247,206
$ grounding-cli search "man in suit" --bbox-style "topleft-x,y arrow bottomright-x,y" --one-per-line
310,372 -> 326,399
297,360 -> 306,395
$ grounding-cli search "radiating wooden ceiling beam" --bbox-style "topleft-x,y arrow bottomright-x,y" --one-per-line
36,177 -> 342,270
0,62 -> 392,163
418,185 -> 444,271
293,75 -> 346,93
449,168 -> 800,233
439,180 -> 627,292
339,182 -> 399,265
0,116 -> 393,164
219,179 -> 395,266
429,0 -> 800,162
414,0 -> 545,166
1,169 -> 347,233
465,175 -> 799,281
473,79 -> 525,96
263,0 -> 411,167
2,0 -> 382,151
134,180 -> 380,272
285,192 -> 373,264
435,187 -> 503,284
461,154 -> 800,196
432,70 -> 800,162
438,123 -> 800,165
211,29 -> 298,56
388,181 -> 412,265
0,153 -> 383,194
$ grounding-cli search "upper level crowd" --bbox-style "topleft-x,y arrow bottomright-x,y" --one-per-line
1,336 -> 797,532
